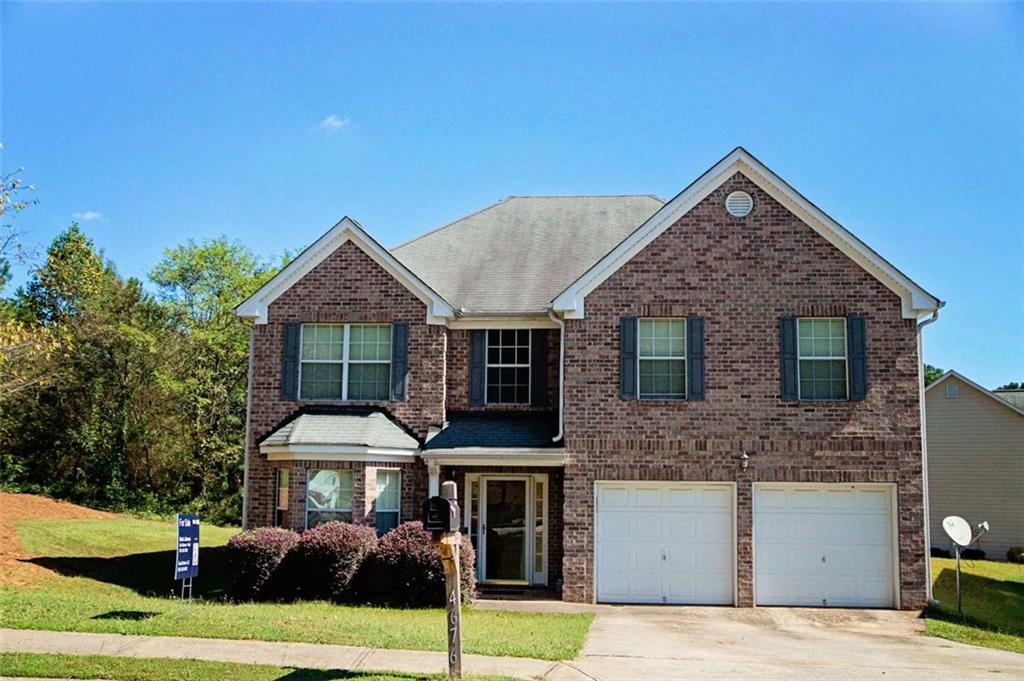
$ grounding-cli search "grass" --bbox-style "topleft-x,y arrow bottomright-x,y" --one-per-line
925,557 -> 1024,655
3,515 -> 592,661
0,653 -> 518,681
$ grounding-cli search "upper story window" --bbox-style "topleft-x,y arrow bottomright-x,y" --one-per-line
797,317 -> 848,400
638,318 -> 687,400
299,323 -> 391,401
486,329 -> 530,404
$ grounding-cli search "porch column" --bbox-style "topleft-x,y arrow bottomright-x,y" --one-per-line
427,459 -> 440,496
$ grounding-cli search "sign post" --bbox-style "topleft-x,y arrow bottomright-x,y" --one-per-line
175,513 -> 200,599
423,481 -> 462,680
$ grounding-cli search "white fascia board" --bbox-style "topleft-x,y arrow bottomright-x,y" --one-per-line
552,148 -> 942,320
423,448 -> 566,467
448,316 -> 560,330
925,370 -> 1024,418
235,217 -> 455,325
263,443 -> 421,462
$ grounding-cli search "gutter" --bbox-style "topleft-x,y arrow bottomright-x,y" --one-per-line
548,310 -> 565,442
916,304 -> 942,602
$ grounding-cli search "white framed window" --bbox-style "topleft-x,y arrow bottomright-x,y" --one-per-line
945,382 -> 959,399
275,468 -> 290,527
299,323 -> 391,401
797,317 -> 848,400
305,469 -> 354,528
486,329 -> 531,404
638,318 -> 686,400
374,469 -> 401,535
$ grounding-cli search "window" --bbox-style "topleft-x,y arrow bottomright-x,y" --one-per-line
638,318 -> 686,399
797,317 -> 848,400
374,469 -> 401,535
275,469 -> 290,527
299,323 -> 391,401
945,382 -> 959,399
306,469 -> 353,528
486,329 -> 530,404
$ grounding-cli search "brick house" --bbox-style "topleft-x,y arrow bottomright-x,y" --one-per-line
236,148 -> 942,609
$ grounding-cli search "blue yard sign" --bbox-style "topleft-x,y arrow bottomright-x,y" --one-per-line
175,513 -> 200,581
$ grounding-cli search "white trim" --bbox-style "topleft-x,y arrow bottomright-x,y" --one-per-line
533,474 -> 549,585
423,449 -> 566,467
374,468 -> 402,532
480,474 -> 533,585
241,328 -> 255,529
795,317 -> 850,401
485,328 -> 532,405
592,480 -> 737,606
751,482 -> 900,609
552,147 -> 941,320
925,370 -> 1024,418
637,317 -> 687,401
235,216 -> 455,325
297,323 -> 392,401
263,444 -> 419,462
449,317 -> 560,330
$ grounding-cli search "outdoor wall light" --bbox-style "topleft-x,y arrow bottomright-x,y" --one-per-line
740,452 -> 750,470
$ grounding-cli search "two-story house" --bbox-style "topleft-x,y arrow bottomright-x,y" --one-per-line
236,148 -> 942,609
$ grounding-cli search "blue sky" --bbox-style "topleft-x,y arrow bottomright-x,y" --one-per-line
2,3 -> 1021,387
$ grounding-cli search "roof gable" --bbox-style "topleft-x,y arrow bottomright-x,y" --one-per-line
235,216 -> 455,325
552,147 -> 942,320
926,370 -> 1024,418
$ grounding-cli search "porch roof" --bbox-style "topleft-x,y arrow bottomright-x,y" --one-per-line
424,411 -> 561,450
259,410 -> 419,460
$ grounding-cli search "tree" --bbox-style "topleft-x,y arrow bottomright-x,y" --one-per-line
996,381 -> 1022,390
924,364 -> 944,386
0,145 -> 38,293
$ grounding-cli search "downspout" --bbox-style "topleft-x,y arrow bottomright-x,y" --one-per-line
240,325 -> 256,530
917,306 -> 942,603
548,310 -> 565,442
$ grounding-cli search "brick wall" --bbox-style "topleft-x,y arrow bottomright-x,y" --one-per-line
560,173 -> 927,609
244,240 -> 445,528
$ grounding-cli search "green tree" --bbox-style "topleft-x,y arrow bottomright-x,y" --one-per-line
924,364 -> 944,386
996,381 -> 1022,390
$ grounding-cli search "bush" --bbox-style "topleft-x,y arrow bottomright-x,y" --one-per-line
1007,547 -> 1024,564
296,521 -> 378,602
962,548 -> 986,560
361,521 -> 476,607
226,527 -> 300,601
930,547 -> 951,559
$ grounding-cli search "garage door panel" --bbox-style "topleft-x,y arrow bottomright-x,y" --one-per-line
755,485 -> 895,608
597,482 -> 734,605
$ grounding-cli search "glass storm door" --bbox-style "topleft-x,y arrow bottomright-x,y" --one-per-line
482,478 -> 528,583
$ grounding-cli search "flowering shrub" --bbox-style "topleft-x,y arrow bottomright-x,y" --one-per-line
226,527 -> 300,601
360,521 -> 476,607
295,521 -> 378,602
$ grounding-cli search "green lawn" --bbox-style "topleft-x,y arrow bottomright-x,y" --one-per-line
3,515 -> 592,661
926,557 -> 1024,655
0,653 -> 518,681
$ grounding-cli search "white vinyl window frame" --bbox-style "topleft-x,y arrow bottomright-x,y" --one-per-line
637,317 -> 687,400
298,323 -> 391,401
795,317 -> 849,401
374,468 -> 401,535
304,468 -> 354,529
465,472 -> 548,586
484,329 -> 532,405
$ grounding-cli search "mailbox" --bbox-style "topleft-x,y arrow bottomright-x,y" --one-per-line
422,496 -> 460,534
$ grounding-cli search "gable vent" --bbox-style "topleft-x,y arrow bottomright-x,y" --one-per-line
725,191 -> 754,217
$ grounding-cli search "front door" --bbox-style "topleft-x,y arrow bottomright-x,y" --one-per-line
481,477 -> 529,583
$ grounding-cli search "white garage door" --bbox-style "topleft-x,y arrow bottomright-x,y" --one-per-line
754,484 -> 896,608
596,482 -> 734,604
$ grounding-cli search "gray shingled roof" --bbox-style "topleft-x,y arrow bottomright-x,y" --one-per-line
391,195 -> 664,314
424,411 -> 561,450
262,412 -> 419,450
995,390 -> 1024,410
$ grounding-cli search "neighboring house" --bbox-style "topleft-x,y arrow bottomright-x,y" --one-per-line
925,371 -> 1024,559
236,147 -> 942,609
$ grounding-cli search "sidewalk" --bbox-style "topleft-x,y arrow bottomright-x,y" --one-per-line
0,628 -> 591,680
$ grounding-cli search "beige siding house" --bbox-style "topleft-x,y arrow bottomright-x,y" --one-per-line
926,371 -> 1024,559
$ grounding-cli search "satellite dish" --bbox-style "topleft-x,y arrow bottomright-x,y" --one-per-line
943,516 -> 972,547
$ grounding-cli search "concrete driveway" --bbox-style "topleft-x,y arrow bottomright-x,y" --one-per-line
547,606 -> 1022,681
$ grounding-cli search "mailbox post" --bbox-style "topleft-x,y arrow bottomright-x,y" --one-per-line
423,480 -> 462,679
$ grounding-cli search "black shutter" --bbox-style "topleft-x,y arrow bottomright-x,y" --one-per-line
780,316 -> 798,401
530,329 -> 549,407
848,315 -> 868,401
620,316 -> 638,399
281,322 -> 300,401
469,330 -> 486,406
390,322 -> 410,401
687,316 -> 706,400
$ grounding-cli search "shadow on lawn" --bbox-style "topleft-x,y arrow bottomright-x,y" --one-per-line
24,546 -> 230,598
279,672 -> 443,680
928,568 -> 1024,636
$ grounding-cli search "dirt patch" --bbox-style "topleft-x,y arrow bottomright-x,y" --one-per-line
0,492 -> 113,586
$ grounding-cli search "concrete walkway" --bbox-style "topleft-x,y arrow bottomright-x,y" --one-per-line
0,628 -> 585,680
